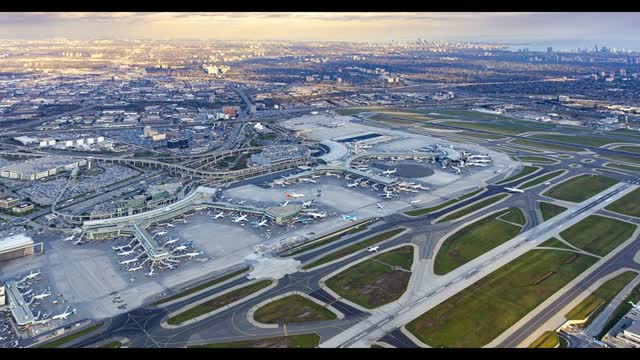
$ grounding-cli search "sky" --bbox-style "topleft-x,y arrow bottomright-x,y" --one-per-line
0,12 -> 639,50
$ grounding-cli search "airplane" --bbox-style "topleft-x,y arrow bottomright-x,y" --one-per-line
146,268 -> 156,277
410,200 -> 421,206
306,212 -> 327,219
185,251 -> 203,258
412,184 -> 430,190
73,239 -> 85,245
377,203 -> 384,209
544,181 -> 551,185
51,306 -> 76,320
382,168 -> 397,175
153,231 -> 168,237
367,246 -> 379,252
285,192 -> 304,198
300,178 -> 317,184
237,200 -> 246,205
279,201 -> 289,207
504,187 -> 525,193
119,258 -> 138,265
347,182 -> 359,188
173,245 -> 188,252
302,200 -> 313,208
117,250 -> 135,256
379,191 -> 394,199
213,212 -> 225,219
166,223 -> 175,228
254,219 -> 269,227
24,270 -> 40,281
181,241 -> 194,247
629,301 -> 640,311
112,245 -> 130,251
33,288 -> 52,301
232,214 -> 248,223
165,238 -> 179,245
325,172 -> 341,178
127,265 -> 143,272
342,214 -> 358,222
63,235 -> 75,242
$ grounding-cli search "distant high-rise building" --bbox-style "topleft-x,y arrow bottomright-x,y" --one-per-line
547,47 -> 553,53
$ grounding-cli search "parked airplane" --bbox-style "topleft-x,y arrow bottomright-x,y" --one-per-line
347,182 -> 359,188
232,214 -> 248,223
112,245 -> 130,251
120,258 -> 138,265
153,231 -> 168,237
213,212 -> 225,219
367,246 -> 379,252
379,191 -> 394,199
285,192 -> 304,198
544,182 -> 551,185
73,239 -> 85,245
382,168 -> 397,175
300,178 -> 317,184
117,250 -> 135,256
254,219 -> 269,227
495,169 -> 503,174
63,235 -> 75,242
629,301 -> 640,311
128,265 -> 143,272
146,268 -> 156,277
311,174 -> 321,179
306,212 -> 327,219
185,251 -> 202,258
32,288 -> 52,301
51,306 -> 76,320
166,223 -> 175,228
342,214 -> 358,222
165,238 -> 179,245
23,270 -> 40,281
410,200 -> 421,205
173,245 -> 188,252
504,187 -> 524,193
302,200 -> 313,208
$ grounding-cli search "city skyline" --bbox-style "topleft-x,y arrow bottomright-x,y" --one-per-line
0,12 -> 639,51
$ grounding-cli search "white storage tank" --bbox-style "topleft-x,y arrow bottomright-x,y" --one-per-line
87,138 -> 95,145
97,136 -> 105,143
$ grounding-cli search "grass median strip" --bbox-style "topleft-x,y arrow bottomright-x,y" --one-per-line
512,139 -> 583,152
565,271 -> 637,328
528,331 -> 559,348
436,193 -> 509,223
152,267 -> 249,306
406,249 -> 598,348
434,208 -> 524,275
538,237 -> 573,250
496,166 -> 540,185
303,228 -> 406,270
253,294 -> 337,324
40,323 -> 104,348
539,202 -> 567,221
520,170 -> 566,190
543,174 -> 618,203
602,154 -> 640,165
326,245 -> 414,309
517,156 -> 560,165
560,215 -> 637,257
605,188 -> 640,218
101,341 -> 122,348
168,280 -> 273,326
189,333 -> 320,348
404,189 -> 483,216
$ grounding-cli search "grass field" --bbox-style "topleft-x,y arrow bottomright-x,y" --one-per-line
512,139 -> 583,152
434,208 -> 524,275
404,189 -> 483,216
439,121 -> 523,135
168,280 -> 273,326
530,134 -> 615,147
560,215 -> 637,256
538,237 -> 573,250
602,154 -> 640,165
605,188 -> 640,218
41,323 -> 104,348
189,334 -> 320,348
152,267 -> 249,306
539,202 -> 567,221
565,271 -> 637,328
520,170 -> 566,190
543,174 -> 618,203
613,146 -> 640,153
605,162 -> 640,172
302,228 -> 406,270
101,341 -> 122,348
496,166 -> 540,185
459,131 -> 506,140
284,220 -> 371,256
253,294 -> 337,324
598,281 -> 640,339
336,108 -> 392,116
499,208 -> 526,225
405,249 -> 598,348
528,331 -> 559,348
516,156 -> 560,164
556,155 -> 573,159
325,245 -> 414,309
437,193 -> 509,223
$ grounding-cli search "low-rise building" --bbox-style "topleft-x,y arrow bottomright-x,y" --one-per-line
12,203 -> 34,215
0,195 -> 19,209
0,233 -> 35,262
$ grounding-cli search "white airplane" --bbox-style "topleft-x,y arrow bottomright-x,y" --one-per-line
185,251 -> 202,258
24,270 -> 40,281
165,238 -> 179,245
342,214 -> 358,222
494,169 -> 503,174
412,184 -> 430,190
51,306 -> 76,320
153,231 -> 168,237
544,182 -> 551,185
255,219 -> 269,227
347,182 -> 359,188
325,172 -> 341,178
306,212 -> 327,219
629,301 -> 640,311
146,268 -> 156,277
213,211 -> 225,219
112,245 -> 130,251
173,245 -> 188,252
377,203 -> 384,209
166,223 -> 175,228
504,186 -> 524,193
232,214 -> 248,223
302,200 -> 313,208
382,168 -> 397,175
120,258 -> 138,265
128,265 -> 143,272
410,200 -> 421,206
237,200 -> 246,205
33,288 -> 52,301
279,201 -> 289,207
367,246 -> 379,252
300,178 -> 317,184
379,191 -> 394,199
73,239 -> 85,245
285,191 -> 304,198
63,235 -> 75,242
117,250 -> 135,256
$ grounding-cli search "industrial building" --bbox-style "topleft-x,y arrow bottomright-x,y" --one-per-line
0,234 -> 35,262
167,138 -> 189,149
0,156 -> 87,181
12,203 -> 34,215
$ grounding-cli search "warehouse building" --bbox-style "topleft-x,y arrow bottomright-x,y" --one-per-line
0,156 -> 87,181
